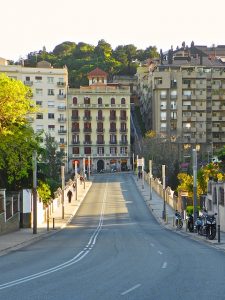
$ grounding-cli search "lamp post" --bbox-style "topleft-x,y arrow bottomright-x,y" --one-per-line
162,165 -> 166,221
192,149 -> 198,225
61,165 -> 65,219
132,153 -> 134,172
216,183 -> 221,243
142,157 -> 144,189
32,151 -> 37,234
149,160 -> 152,201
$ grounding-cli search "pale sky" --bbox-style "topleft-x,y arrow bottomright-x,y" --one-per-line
1,0 -> 225,61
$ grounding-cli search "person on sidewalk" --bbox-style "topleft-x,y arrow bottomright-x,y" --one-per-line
67,190 -> 72,203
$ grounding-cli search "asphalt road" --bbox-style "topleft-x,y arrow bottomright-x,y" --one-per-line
1,173 -> 225,300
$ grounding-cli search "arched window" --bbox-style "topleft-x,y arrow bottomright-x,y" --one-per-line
121,97 -> 126,104
73,97 -> 77,105
111,97 -> 115,105
98,97 -> 102,105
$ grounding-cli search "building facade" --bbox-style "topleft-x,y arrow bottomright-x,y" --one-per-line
0,59 -> 68,153
136,44 -> 225,163
68,68 -> 131,173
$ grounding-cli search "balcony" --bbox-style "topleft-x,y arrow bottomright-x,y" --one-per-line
109,116 -> 117,121
96,140 -> 105,144
96,116 -> 105,121
58,106 -> 66,110
58,130 -> 67,134
24,81 -> 33,86
109,129 -> 117,133
83,141 -> 92,145
96,128 -> 105,133
83,128 -> 92,133
57,82 -> 66,86
58,117 -> 67,122
71,140 -> 80,145
71,116 -> 80,121
57,94 -> 66,100
83,116 -> 92,121
109,141 -> 117,145
120,140 -> 128,145
71,128 -> 80,132
26,116 -> 34,122
119,117 -> 128,121
120,128 -> 128,133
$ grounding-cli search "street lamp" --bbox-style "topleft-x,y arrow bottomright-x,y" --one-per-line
162,165 -> 166,221
61,165 -> 65,219
192,149 -> 198,225
32,151 -> 37,234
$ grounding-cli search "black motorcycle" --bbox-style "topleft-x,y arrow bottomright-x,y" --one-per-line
187,214 -> 194,232
196,213 -> 217,240
175,211 -> 183,229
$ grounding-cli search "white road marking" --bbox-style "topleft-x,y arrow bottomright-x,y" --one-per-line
162,262 -> 167,269
0,182 -> 109,290
150,243 -> 155,247
121,284 -> 141,296
158,250 -> 163,255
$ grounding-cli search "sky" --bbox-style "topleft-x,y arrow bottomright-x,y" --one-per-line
1,0 -> 225,61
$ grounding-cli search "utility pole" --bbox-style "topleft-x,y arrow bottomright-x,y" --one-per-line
61,165 -> 65,219
193,149 -> 198,225
32,151 -> 37,234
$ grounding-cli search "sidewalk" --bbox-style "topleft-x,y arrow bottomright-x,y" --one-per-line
0,179 -> 92,256
132,174 -> 225,252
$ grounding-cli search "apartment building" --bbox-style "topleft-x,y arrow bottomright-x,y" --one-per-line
136,43 -> 225,162
0,59 -> 68,153
68,68 -> 131,173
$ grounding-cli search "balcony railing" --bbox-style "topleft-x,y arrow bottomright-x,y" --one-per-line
57,82 -> 66,86
58,118 -> 67,122
120,141 -> 128,145
24,81 -> 33,86
58,130 -> 67,134
57,94 -> 66,99
96,129 -> 105,133
96,140 -> 105,144
71,140 -> 80,145
58,106 -> 67,110
83,141 -> 92,145
71,128 -> 80,132
96,116 -> 105,121
83,116 -> 92,121
71,116 -> 80,121
109,129 -> 117,133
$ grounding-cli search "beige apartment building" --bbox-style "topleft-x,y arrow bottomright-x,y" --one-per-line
0,58 -> 68,153
136,44 -> 225,163
68,68 -> 131,173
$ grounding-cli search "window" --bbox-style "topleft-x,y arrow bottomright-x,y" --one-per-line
72,110 -> 79,120
110,122 -> 116,132
111,98 -> 115,105
84,122 -> 91,132
73,147 -> 79,154
97,123 -> 104,132
98,97 -> 102,105
72,122 -> 79,132
73,97 -> 78,105
35,76 -> 42,82
59,89 -> 64,95
48,101 -> 55,107
47,77 -> 54,84
84,110 -> 91,120
110,110 -> 116,120
48,125 -> 55,131
160,123 -> 167,131
160,112 -> 167,121
160,91 -> 167,99
36,88 -> 43,95
36,125 -> 44,132
97,110 -> 103,120
171,112 -> 177,120
98,147 -> 104,155
84,97 -> 90,104
160,101 -> 167,109
36,101 -> 42,106
120,123 -> 127,132
120,110 -> 127,120
84,134 -> 91,143
48,89 -> 54,96
97,135 -> 104,144
121,135 -> 127,143
59,138 -> 64,144
110,147 -> 117,155
26,76 -> 30,81
48,113 -> 54,119
171,101 -> 177,110
72,135 -> 79,144
120,147 -> 127,154
84,147 -> 91,155
110,134 -> 117,144
36,113 -> 43,119
121,98 -> 126,104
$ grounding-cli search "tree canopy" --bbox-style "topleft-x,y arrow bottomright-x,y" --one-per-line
22,40 -> 160,88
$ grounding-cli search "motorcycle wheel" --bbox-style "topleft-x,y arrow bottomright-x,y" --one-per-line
207,227 -> 216,240
177,220 -> 183,229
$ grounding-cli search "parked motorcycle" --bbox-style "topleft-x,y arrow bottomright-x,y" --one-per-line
175,211 -> 183,229
187,214 -> 194,232
195,213 -> 217,240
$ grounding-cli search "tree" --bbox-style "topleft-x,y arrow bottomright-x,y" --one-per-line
0,73 -> 35,135
37,180 -> 52,207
